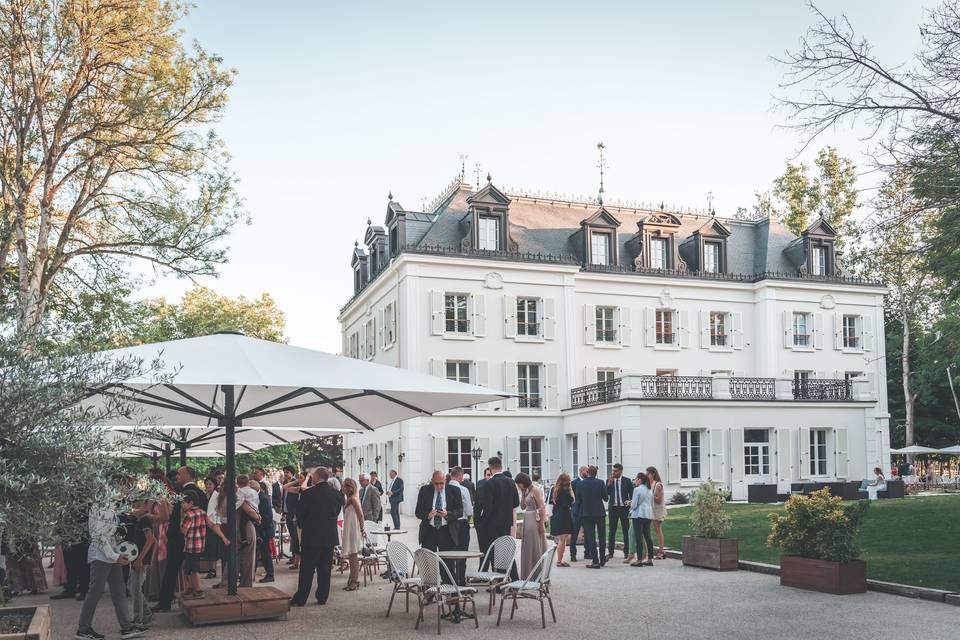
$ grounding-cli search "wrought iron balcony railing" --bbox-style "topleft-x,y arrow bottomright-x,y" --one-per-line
793,378 -> 852,401
729,377 -> 776,400
640,375 -> 713,399
570,378 -> 623,408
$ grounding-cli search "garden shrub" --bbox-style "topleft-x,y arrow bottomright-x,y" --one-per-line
767,488 -> 868,562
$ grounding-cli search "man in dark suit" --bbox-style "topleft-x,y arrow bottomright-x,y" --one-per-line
291,467 -> 344,606
569,466 -> 588,562
474,456 -> 520,568
152,466 -> 204,612
575,465 -> 608,569
415,470 -> 463,552
606,463 -> 633,561
386,469 -> 404,530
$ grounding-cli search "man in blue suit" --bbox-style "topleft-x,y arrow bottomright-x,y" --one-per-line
574,465 -> 608,568
569,466 -> 588,562
386,469 -> 404,530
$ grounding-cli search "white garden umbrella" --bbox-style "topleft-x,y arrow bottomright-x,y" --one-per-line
890,445 -> 940,454
936,445 -> 960,455
83,332 -> 508,594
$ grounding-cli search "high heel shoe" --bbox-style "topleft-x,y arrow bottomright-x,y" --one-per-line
343,582 -> 360,591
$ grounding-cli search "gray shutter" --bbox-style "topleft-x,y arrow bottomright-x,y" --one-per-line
472,294 -> 486,337
474,361 -> 490,411
729,428 -> 744,482
833,312 -> 842,350
504,361 -> 518,410
863,315 -> 874,351
431,290 -> 444,335
813,313 -> 824,349
666,428 -> 681,484
782,310 -> 793,348
835,428 -> 849,478
709,429 -> 725,482
777,428 -> 793,482
619,306 -> 632,346
644,307 -> 655,347
798,427 -> 810,479
679,310 -> 690,348
503,294 -> 517,339
731,312 -> 744,350
699,310 -> 709,349
542,298 -> 556,340
545,363 -> 559,410
584,304 -> 596,345
430,358 -> 445,378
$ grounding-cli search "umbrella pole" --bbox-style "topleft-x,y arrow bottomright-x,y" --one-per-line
179,443 -> 187,467
223,385 -> 240,596
164,446 -> 172,474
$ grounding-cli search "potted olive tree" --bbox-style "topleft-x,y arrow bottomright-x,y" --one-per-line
768,488 -> 869,594
682,482 -> 739,571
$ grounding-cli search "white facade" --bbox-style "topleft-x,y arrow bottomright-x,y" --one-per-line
338,185 -> 889,508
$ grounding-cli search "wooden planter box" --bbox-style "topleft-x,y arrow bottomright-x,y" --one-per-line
0,605 -> 51,640
780,555 -> 866,594
682,536 -> 739,571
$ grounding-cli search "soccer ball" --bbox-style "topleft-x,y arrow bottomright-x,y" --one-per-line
118,541 -> 139,561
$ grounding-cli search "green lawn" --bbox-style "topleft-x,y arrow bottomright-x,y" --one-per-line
653,495 -> 960,592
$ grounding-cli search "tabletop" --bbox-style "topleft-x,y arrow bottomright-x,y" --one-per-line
369,529 -> 408,536
435,550 -> 483,560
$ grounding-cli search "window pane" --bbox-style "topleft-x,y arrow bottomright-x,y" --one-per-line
591,233 -> 610,265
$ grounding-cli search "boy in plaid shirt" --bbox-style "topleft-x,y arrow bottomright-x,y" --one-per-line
180,493 -> 207,599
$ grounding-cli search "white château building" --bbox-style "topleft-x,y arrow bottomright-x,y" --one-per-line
339,175 -> 890,509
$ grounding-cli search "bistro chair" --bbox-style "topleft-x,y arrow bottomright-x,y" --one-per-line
385,540 -> 420,617
361,520 -> 384,585
413,548 -> 479,635
497,544 -> 557,629
465,535 -> 520,614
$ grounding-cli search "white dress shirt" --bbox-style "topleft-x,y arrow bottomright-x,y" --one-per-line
449,480 -> 473,519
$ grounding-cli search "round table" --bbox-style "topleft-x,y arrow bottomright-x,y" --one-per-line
368,529 -> 408,541
433,550 -> 484,623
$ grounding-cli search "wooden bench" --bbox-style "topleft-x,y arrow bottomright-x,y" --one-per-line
177,586 -> 290,626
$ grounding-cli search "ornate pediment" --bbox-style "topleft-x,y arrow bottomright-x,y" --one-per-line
695,218 -> 731,237
581,207 -> 621,229
803,216 -> 837,238
643,212 -> 681,227
467,181 -> 511,207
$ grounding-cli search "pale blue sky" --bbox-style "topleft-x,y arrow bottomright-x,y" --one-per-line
144,1 -> 928,350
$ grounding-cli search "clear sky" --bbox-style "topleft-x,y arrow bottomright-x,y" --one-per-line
144,1 -> 928,350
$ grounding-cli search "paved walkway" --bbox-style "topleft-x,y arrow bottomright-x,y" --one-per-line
13,516 -> 957,640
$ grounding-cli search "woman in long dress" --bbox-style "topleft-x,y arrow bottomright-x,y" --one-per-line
515,473 -> 547,578
549,473 -> 574,567
340,478 -> 365,591
646,466 -> 667,560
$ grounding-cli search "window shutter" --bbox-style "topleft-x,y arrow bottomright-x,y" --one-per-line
729,428 -> 744,482
619,307 -> 632,346
709,429 -> 725,482
666,428 -> 681,484
474,361 -> 490,411
432,434 -> 448,473
798,427 -> 810,480
504,361 -> 518,410
644,307 -> 655,347
813,313 -> 824,349
431,290 -> 444,335
585,431 -> 598,466
546,436 -> 562,484
731,312 -> 744,350
390,304 -> 397,344
472,294 -> 486,337
545,363 -> 559,410
430,358 -> 445,378
584,304 -> 596,345
611,429 -> 622,465
503,295 -> 517,339
782,310 -> 793,348
833,313 -> 842,350
835,428 -> 849,478
378,308 -> 385,348
583,366 -> 597,385
679,310 -> 690,348
699,310 -> 709,349
543,298 -> 556,340
863,315 -> 874,351
505,436 -> 520,474
777,428 -> 793,482
358,326 -> 366,360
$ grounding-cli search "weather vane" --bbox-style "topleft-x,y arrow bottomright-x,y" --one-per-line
707,190 -> 714,215
459,154 -> 468,181
596,142 -> 607,204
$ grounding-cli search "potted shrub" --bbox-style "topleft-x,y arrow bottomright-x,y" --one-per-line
0,604 -> 50,640
682,482 -> 739,571
768,488 -> 869,594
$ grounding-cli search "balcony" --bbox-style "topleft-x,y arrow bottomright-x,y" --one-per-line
569,374 -> 867,409
793,333 -> 811,347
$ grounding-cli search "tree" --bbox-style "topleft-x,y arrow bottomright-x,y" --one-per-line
0,0 -> 243,335
770,146 -> 857,238
847,166 -> 939,449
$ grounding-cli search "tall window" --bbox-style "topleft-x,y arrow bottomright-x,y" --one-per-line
569,434 -> 579,470
349,333 -> 359,358
703,241 -> 720,273
517,363 -> 541,409
649,237 -> 668,269
793,312 -> 811,347
603,432 -> 614,477
710,311 -> 727,347
444,294 -> 470,334
656,310 -> 675,344
447,437 -> 473,473
365,319 -> 376,358
680,430 -> 702,480
590,232 -> 611,266
517,297 -> 539,336
597,368 -> 618,383
478,215 -> 500,251
812,245 -> 827,275
809,429 -> 828,476
596,306 -> 617,343
445,360 -> 470,384
842,314 -> 860,349
519,437 -> 543,480
743,429 -> 770,476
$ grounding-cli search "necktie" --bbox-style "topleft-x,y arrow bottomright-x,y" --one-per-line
616,480 -> 621,506
433,491 -> 442,528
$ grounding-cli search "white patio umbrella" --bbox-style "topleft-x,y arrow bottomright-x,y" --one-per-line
83,332 -> 508,594
890,445 -> 940,454
936,445 -> 960,455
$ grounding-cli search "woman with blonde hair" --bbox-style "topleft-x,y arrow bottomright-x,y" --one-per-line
340,477 -> 364,591
646,466 -> 666,560
549,472 -> 575,567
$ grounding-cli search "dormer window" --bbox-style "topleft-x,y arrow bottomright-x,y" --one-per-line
478,215 -> 500,251
703,241 -> 721,273
591,231 -> 612,266
650,237 -> 668,269
812,245 -> 828,275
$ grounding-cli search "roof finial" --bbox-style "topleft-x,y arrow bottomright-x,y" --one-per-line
459,154 -> 468,182
596,142 -> 607,205
475,162 -> 481,190
388,190 -> 393,201
706,191 -> 714,216
486,172 -> 492,183
659,201 -> 665,212
366,217 -> 372,226
354,239 -> 358,248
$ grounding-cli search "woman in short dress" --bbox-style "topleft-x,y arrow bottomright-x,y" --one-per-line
515,473 -> 547,577
549,473 -> 574,567
340,478 -> 364,591
647,466 -> 666,559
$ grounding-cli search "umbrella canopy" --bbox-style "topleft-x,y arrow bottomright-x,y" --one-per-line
890,445 -> 940,454
936,445 -> 960,455
85,332 -> 504,429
